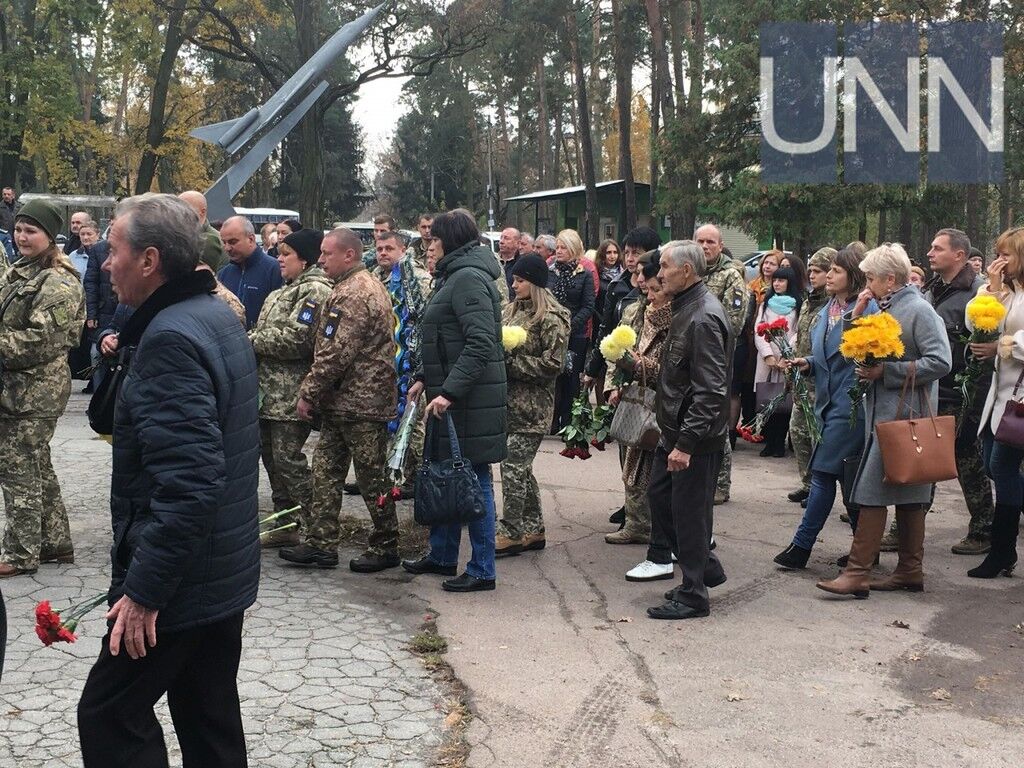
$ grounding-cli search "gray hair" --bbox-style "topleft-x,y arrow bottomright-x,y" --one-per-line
115,193 -> 201,280
662,239 -> 707,276
223,215 -> 256,237
861,242 -> 912,286
935,227 -> 971,258
536,234 -> 556,253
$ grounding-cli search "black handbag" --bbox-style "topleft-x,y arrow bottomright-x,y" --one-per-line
413,413 -> 487,527
87,347 -> 130,435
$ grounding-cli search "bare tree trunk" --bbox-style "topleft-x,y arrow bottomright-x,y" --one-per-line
644,0 -> 675,121
107,62 -> 131,195
553,106 -> 562,188
565,5 -> 599,247
877,206 -> 887,244
136,0 -> 195,194
536,59 -> 549,190
589,0 -> 603,179
611,0 -> 636,229
649,43 -> 660,206
965,183 -> 980,246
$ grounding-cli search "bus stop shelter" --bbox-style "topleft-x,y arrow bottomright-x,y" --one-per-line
505,180 -> 655,245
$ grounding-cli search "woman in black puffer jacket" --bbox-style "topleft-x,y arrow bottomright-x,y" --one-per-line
404,209 -> 507,593
549,228 -> 595,432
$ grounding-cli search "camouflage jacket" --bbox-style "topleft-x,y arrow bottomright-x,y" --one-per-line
704,254 -> 749,337
794,288 -> 828,358
214,279 -> 247,326
250,266 -> 333,421
0,257 -> 85,418
504,294 -> 570,434
299,264 -> 398,422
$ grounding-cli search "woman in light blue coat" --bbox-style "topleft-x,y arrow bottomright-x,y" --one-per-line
818,244 -> 951,599
775,249 -> 876,569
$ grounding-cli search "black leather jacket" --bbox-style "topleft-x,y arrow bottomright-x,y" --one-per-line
656,281 -> 733,455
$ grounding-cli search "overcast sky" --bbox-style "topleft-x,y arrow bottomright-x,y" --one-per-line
352,75 -> 409,172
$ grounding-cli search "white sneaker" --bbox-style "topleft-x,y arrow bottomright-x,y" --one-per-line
625,560 -> 674,582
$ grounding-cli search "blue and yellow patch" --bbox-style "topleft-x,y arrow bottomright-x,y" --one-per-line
298,300 -> 318,326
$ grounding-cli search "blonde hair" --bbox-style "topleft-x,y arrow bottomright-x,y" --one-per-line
38,244 -> 78,277
861,243 -> 912,285
556,229 -> 584,263
995,227 -> 1024,287
759,249 -> 783,279
503,282 -> 554,327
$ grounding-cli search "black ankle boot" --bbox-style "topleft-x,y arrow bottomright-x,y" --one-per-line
774,543 -> 812,570
968,503 -> 1020,579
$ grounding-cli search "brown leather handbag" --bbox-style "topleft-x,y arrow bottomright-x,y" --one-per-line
874,363 -> 957,485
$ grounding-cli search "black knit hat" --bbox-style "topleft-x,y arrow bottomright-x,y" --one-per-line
283,228 -> 324,266
511,252 -> 549,288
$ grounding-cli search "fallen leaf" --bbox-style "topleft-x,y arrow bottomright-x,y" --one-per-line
908,653 -> 922,662
931,688 -> 952,701
726,692 -> 747,702
1014,623 -> 1024,635
617,616 -> 633,623
498,645 -> 508,650
891,620 -> 910,630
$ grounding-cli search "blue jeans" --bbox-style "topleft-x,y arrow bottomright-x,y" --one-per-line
427,464 -> 496,580
792,470 -> 841,550
982,428 -> 1024,507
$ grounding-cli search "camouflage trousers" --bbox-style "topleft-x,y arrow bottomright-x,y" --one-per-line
715,436 -> 732,496
498,433 -> 544,540
260,419 -> 313,526
788,392 -> 816,493
623,478 -> 652,538
0,418 -> 72,569
403,410 -> 425,486
941,401 -> 994,539
306,418 -> 398,555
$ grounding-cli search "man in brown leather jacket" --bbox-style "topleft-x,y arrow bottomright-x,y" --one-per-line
635,240 -> 733,620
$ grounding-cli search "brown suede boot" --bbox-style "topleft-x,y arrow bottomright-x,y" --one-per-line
870,507 -> 925,592
817,506 -> 888,599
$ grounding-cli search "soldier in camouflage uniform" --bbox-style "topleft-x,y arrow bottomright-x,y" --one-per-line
494,254 -> 570,555
249,229 -> 333,548
371,232 -> 433,489
787,248 -> 835,501
281,228 -> 399,573
0,200 -> 85,576
695,225 -> 750,504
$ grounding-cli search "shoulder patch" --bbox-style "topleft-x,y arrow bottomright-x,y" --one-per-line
298,300 -> 317,326
49,304 -> 69,327
323,308 -> 341,338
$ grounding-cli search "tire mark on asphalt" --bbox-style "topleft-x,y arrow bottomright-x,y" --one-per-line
713,572 -> 785,615
545,673 -> 626,766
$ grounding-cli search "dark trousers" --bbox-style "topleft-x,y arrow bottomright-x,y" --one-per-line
78,612 -> 247,768
551,336 -> 589,433
646,448 -> 725,611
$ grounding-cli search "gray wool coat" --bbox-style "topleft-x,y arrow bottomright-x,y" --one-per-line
849,286 -> 952,507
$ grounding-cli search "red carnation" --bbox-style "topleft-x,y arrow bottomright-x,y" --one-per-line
376,493 -> 388,509
770,317 -> 790,332
590,439 -> 607,451
390,486 -> 402,501
755,322 -> 770,337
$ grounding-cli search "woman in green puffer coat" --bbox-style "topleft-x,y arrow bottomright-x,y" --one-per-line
495,254 -> 570,556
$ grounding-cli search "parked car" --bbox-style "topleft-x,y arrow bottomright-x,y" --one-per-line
741,250 -> 793,282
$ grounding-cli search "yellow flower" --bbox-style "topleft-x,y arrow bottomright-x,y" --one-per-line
840,312 -> 904,362
966,295 -> 1006,333
600,335 -> 627,362
502,325 -> 528,351
609,325 -> 638,349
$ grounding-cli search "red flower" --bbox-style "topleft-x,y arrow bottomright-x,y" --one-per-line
390,487 -> 402,501
376,493 -> 388,509
34,601 -> 74,646
770,317 -> 790,332
590,439 -> 607,451
755,322 -> 770,337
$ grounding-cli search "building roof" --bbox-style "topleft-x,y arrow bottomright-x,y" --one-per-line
506,180 -> 651,202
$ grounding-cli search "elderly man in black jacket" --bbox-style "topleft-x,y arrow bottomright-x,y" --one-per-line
77,193 -> 260,767
627,240 -> 732,620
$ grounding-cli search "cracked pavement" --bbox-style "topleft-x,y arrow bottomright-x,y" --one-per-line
0,395 -> 444,767
400,437 -> 1024,768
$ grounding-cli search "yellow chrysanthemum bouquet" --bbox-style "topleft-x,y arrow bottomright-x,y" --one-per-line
502,325 -> 528,352
839,312 -> 906,425
955,295 -> 1007,426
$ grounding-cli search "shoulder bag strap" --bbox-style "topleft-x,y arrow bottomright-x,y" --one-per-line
444,412 -> 465,464
894,360 -> 917,420
1012,366 -> 1024,400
